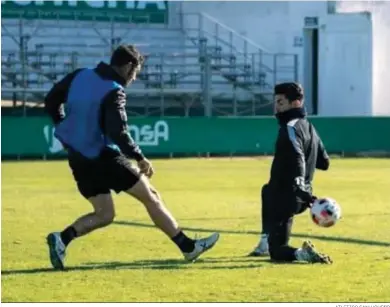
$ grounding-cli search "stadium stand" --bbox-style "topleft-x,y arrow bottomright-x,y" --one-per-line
1,8 -> 298,116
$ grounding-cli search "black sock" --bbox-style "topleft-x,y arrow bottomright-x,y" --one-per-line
60,226 -> 77,247
172,231 -> 195,253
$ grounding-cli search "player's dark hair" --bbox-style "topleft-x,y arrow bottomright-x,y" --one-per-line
274,82 -> 304,103
110,44 -> 144,68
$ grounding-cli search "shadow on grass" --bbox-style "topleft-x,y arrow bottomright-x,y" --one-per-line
4,220 -> 388,276
114,220 -> 390,247
1,257 -> 263,276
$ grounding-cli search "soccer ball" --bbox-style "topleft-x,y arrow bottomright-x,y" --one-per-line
310,197 -> 341,227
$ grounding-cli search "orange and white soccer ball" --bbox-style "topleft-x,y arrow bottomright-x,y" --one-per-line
310,197 -> 341,227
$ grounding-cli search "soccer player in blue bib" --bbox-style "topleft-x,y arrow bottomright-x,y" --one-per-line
44,45 -> 219,270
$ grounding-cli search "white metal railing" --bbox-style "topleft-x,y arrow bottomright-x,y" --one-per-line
181,12 -> 298,92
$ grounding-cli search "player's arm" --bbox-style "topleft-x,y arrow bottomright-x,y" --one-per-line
101,88 -> 145,162
316,138 -> 330,171
44,69 -> 82,125
282,126 -> 313,203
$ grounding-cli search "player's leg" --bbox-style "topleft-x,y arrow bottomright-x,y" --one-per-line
125,176 -> 219,261
47,155 -> 114,270
268,214 -> 297,262
268,210 -> 332,264
65,193 -> 115,237
47,193 -> 115,270
106,153 -> 219,261
261,184 -> 273,235
249,183 -> 272,256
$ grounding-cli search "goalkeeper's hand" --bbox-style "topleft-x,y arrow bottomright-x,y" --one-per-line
306,195 -> 317,208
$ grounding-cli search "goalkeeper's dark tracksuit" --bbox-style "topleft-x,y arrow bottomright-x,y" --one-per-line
262,108 -> 330,262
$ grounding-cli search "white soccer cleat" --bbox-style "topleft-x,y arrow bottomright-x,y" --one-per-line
296,241 -> 332,264
183,232 -> 220,262
248,234 -> 269,257
46,232 -> 66,270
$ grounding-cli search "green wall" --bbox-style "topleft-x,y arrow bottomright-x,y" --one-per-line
1,1 -> 168,24
2,117 -> 390,157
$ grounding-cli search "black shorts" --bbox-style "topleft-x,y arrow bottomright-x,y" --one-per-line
67,148 -> 140,199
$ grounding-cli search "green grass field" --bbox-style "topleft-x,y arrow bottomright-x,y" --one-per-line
2,158 -> 390,302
